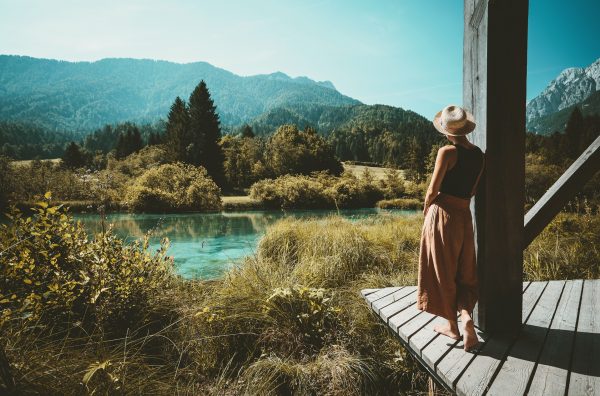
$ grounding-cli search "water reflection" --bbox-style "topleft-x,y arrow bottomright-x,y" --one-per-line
75,208 -> 415,279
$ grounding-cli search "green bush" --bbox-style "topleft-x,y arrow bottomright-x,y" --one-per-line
266,125 -> 343,177
125,162 -> 222,212
376,198 -> 422,210
249,172 -> 386,210
249,174 -> 332,209
0,196 -> 174,330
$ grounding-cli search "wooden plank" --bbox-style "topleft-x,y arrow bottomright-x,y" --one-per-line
435,327 -> 487,388
360,288 -> 379,298
455,280 -> 546,396
388,303 -> 421,334
406,282 -> 531,366
421,331 -> 461,371
364,287 -> 401,306
486,281 -> 565,395
522,281 -> 547,322
372,286 -> 416,316
378,289 -> 417,322
409,316 -> 450,353
399,311 -> 436,340
464,0 -> 528,334
568,279 -> 600,396
524,135 -> 600,248
527,280 -> 582,396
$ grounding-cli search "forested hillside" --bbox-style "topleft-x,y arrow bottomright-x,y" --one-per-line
0,55 -> 359,130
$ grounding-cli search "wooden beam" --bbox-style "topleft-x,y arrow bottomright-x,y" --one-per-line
524,135 -> 600,248
463,0 -> 528,334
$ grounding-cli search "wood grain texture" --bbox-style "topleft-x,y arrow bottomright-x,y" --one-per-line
388,303 -> 421,333
364,287 -> 401,306
455,280 -> 546,396
527,280 -> 582,396
464,0 -> 528,333
371,287 -> 415,316
486,281 -> 565,395
378,290 -> 417,323
363,280 -> 598,396
568,279 -> 600,396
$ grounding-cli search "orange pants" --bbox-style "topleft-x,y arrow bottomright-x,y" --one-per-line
417,193 -> 478,321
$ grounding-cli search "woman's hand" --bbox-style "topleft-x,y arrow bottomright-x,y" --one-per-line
423,202 -> 429,216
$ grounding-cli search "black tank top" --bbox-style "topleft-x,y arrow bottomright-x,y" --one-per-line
439,144 -> 484,199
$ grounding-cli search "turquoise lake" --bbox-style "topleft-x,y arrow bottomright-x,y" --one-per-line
75,208 -> 416,279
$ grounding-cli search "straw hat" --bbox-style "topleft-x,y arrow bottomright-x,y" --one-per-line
432,105 -> 476,136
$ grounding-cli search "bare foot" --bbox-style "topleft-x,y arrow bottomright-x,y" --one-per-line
433,322 -> 461,340
462,318 -> 479,352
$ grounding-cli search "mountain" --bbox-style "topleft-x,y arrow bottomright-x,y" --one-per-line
0,55 -> 360,131
248,103 -> 431,136
527,90 -> 600,134
527,58 -> 600,133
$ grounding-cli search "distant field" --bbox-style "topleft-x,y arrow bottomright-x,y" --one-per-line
342,162 -> 404,180
11,158 -> 61,167
9,159 -> 404,182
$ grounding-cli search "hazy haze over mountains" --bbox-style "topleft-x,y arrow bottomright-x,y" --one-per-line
0,55 -> 359,131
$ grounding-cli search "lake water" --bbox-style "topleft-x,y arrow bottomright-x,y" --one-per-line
74,208 -> 416,279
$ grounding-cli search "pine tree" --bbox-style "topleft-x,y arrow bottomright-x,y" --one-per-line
164,97 -> 190,162
115,123 -> 143,159
148,132 -> 162,146
565,107 -> 584,159
62,142 -> 86,169
188,80 -> 224,183
240,124 -> 255,138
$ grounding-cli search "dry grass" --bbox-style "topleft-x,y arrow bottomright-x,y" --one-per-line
3,206 -> 597,394
342,162 -> 404,181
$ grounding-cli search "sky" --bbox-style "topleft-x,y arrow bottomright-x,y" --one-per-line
0,0 -> 599,118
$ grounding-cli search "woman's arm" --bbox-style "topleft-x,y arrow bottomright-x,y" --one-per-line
423,146 -> 453,215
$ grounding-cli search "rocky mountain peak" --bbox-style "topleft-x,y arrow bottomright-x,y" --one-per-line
526,57 -> 600,129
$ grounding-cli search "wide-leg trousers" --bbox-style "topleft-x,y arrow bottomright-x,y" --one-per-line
417,193 -> 478,321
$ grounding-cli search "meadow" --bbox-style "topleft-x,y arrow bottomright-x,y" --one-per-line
1,199 -> 597,395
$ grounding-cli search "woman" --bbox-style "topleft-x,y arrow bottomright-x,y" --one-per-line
417,105 -> 485,352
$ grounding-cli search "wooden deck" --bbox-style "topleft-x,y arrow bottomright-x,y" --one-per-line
361,279 -> 599,395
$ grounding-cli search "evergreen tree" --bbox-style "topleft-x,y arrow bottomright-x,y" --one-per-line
188,80 -> 224,184
0,156 -> 11,210
240,124 -> 255,138
164,97 -> 190,162
148,132 -> 163,146
62,142 -> 86,169
565,107 -> 584,159
115,123 -> 143,159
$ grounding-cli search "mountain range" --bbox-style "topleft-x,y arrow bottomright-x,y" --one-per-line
1,55 -> 599,137
526,58 -> 600,134
0,55 -> 359,131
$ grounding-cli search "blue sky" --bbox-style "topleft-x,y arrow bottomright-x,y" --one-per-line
0,0 -> 598,118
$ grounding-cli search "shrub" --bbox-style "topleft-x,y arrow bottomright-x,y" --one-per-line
328,172 -> 384,209
249,172 -> 386,210
266,125 -> 343,177
125,163 -> 221,212
376,198 -> 422,210
0,196 -> 174,330
250,174 -> 332,209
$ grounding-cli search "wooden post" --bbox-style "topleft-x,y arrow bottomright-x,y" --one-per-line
464,0 -> 529,333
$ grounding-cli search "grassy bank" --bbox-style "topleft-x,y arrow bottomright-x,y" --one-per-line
1,202 -> 598,394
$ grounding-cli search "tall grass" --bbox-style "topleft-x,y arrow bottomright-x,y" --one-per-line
1,204 -> 597,394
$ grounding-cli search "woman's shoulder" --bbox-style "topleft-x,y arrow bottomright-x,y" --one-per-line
438,144 -> 458,153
